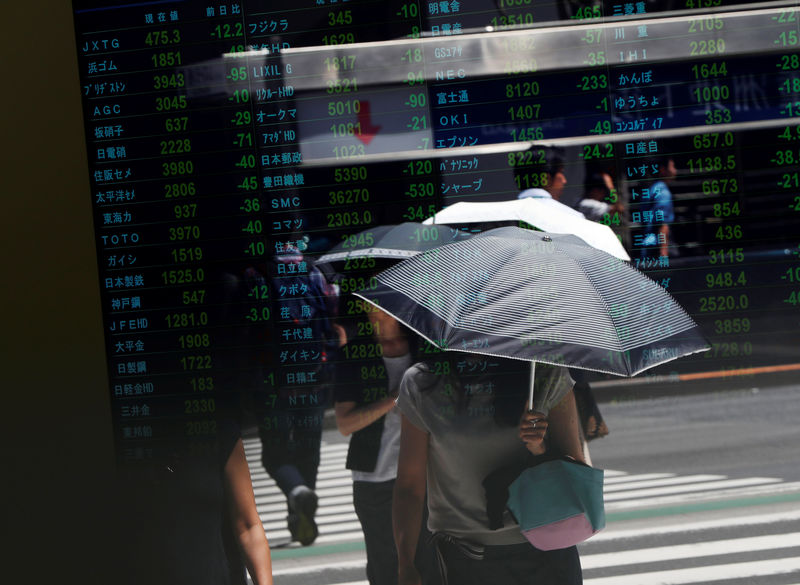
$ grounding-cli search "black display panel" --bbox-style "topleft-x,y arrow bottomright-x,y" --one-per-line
72,0 -> 800,465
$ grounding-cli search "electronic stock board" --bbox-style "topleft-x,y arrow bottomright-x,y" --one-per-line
72,0 -> 800,464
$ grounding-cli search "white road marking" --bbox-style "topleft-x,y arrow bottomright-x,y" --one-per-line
584,557 -> 800,585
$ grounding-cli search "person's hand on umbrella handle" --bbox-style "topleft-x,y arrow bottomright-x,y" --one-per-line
519,410 -> 549,455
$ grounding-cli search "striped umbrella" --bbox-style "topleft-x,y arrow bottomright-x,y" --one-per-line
315,222 -> 471,273
354,226 -> 708,408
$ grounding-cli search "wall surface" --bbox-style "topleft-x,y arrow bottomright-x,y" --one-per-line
1,2 -> 116,581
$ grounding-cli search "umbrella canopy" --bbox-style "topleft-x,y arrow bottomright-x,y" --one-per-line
354,226 -> 708,379
422,199 -> 630,261
315,222 -> 471,271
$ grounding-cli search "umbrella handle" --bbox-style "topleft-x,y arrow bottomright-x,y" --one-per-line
528,362 -> 536,412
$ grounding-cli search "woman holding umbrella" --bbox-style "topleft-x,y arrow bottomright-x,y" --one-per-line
354,226 -> 708,585
392,355 -> 585,585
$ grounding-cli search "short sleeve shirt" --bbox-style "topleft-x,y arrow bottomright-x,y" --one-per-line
578,198 -> 611,222
647,180 -> 675,225
397,361 -> 573,545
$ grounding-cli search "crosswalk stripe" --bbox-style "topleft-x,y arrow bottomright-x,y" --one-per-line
253,484 -> 352,501
259,502 -> 353,522
250,468 -> 352,482
605,481 -> 800,511
251,475 -> 351,492
312,476 -> 358,489
582,533 -> 800,569
246,454 -> 349,465
604,472 -> 676,485
270,533 -> 800,580
583,557 -> 800,585
316,472 -> 355,482
310,531 -> 369,544
264,512 -> 360,529
603,477 -> 781,501
317,494 -> 355,506
604,474 -> 725,492
244,435 -> 799,573
273,560 -> 367,576
257,499 -> 353,519
265,523 -> 364,541
256,494 -> 353,506
248,464 -> 349,478
590,509 -> 800,542
249,469 -> 351,485
254,476 -> 355,493
318,460 -> 349,469
242,440 -> 348,454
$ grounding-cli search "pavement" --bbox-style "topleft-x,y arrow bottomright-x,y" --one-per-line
248,376 -> 800,584
316,367 -> 800,431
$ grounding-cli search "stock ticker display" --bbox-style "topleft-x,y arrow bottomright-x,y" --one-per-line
73,0 -> 800,462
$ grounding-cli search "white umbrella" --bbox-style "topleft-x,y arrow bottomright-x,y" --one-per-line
423,199 -> 630,261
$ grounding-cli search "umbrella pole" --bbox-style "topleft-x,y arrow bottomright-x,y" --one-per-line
528,362 -> 536,412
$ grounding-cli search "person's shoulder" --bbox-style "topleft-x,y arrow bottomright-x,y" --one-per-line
401,361 -> 447,398
651,180 -> 671,196
403,361 -> 432,386
397,362 -> 434,425
517,188 -> 552,199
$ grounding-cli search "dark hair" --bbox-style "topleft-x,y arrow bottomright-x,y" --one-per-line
584,163 -> 621,200
512,145 -> 566,189
543,147 -> 566,177
583,171 -> 608,197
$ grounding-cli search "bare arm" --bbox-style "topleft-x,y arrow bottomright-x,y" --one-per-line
224,438 -> 273,585
336,312 -> 410,436
334,397 -> 397,436
546,388 -> 585,463
658,223 -> 670,258
393,415 -> 429,585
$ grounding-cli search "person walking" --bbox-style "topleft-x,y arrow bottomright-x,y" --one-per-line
116,409 -> 274,585
577,163 -> 624,224
392,355 -> 584,585
256,246 -> 339,546
515,146 -> 568,201
335,300 -> 440,585
641,156 -> 677,258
